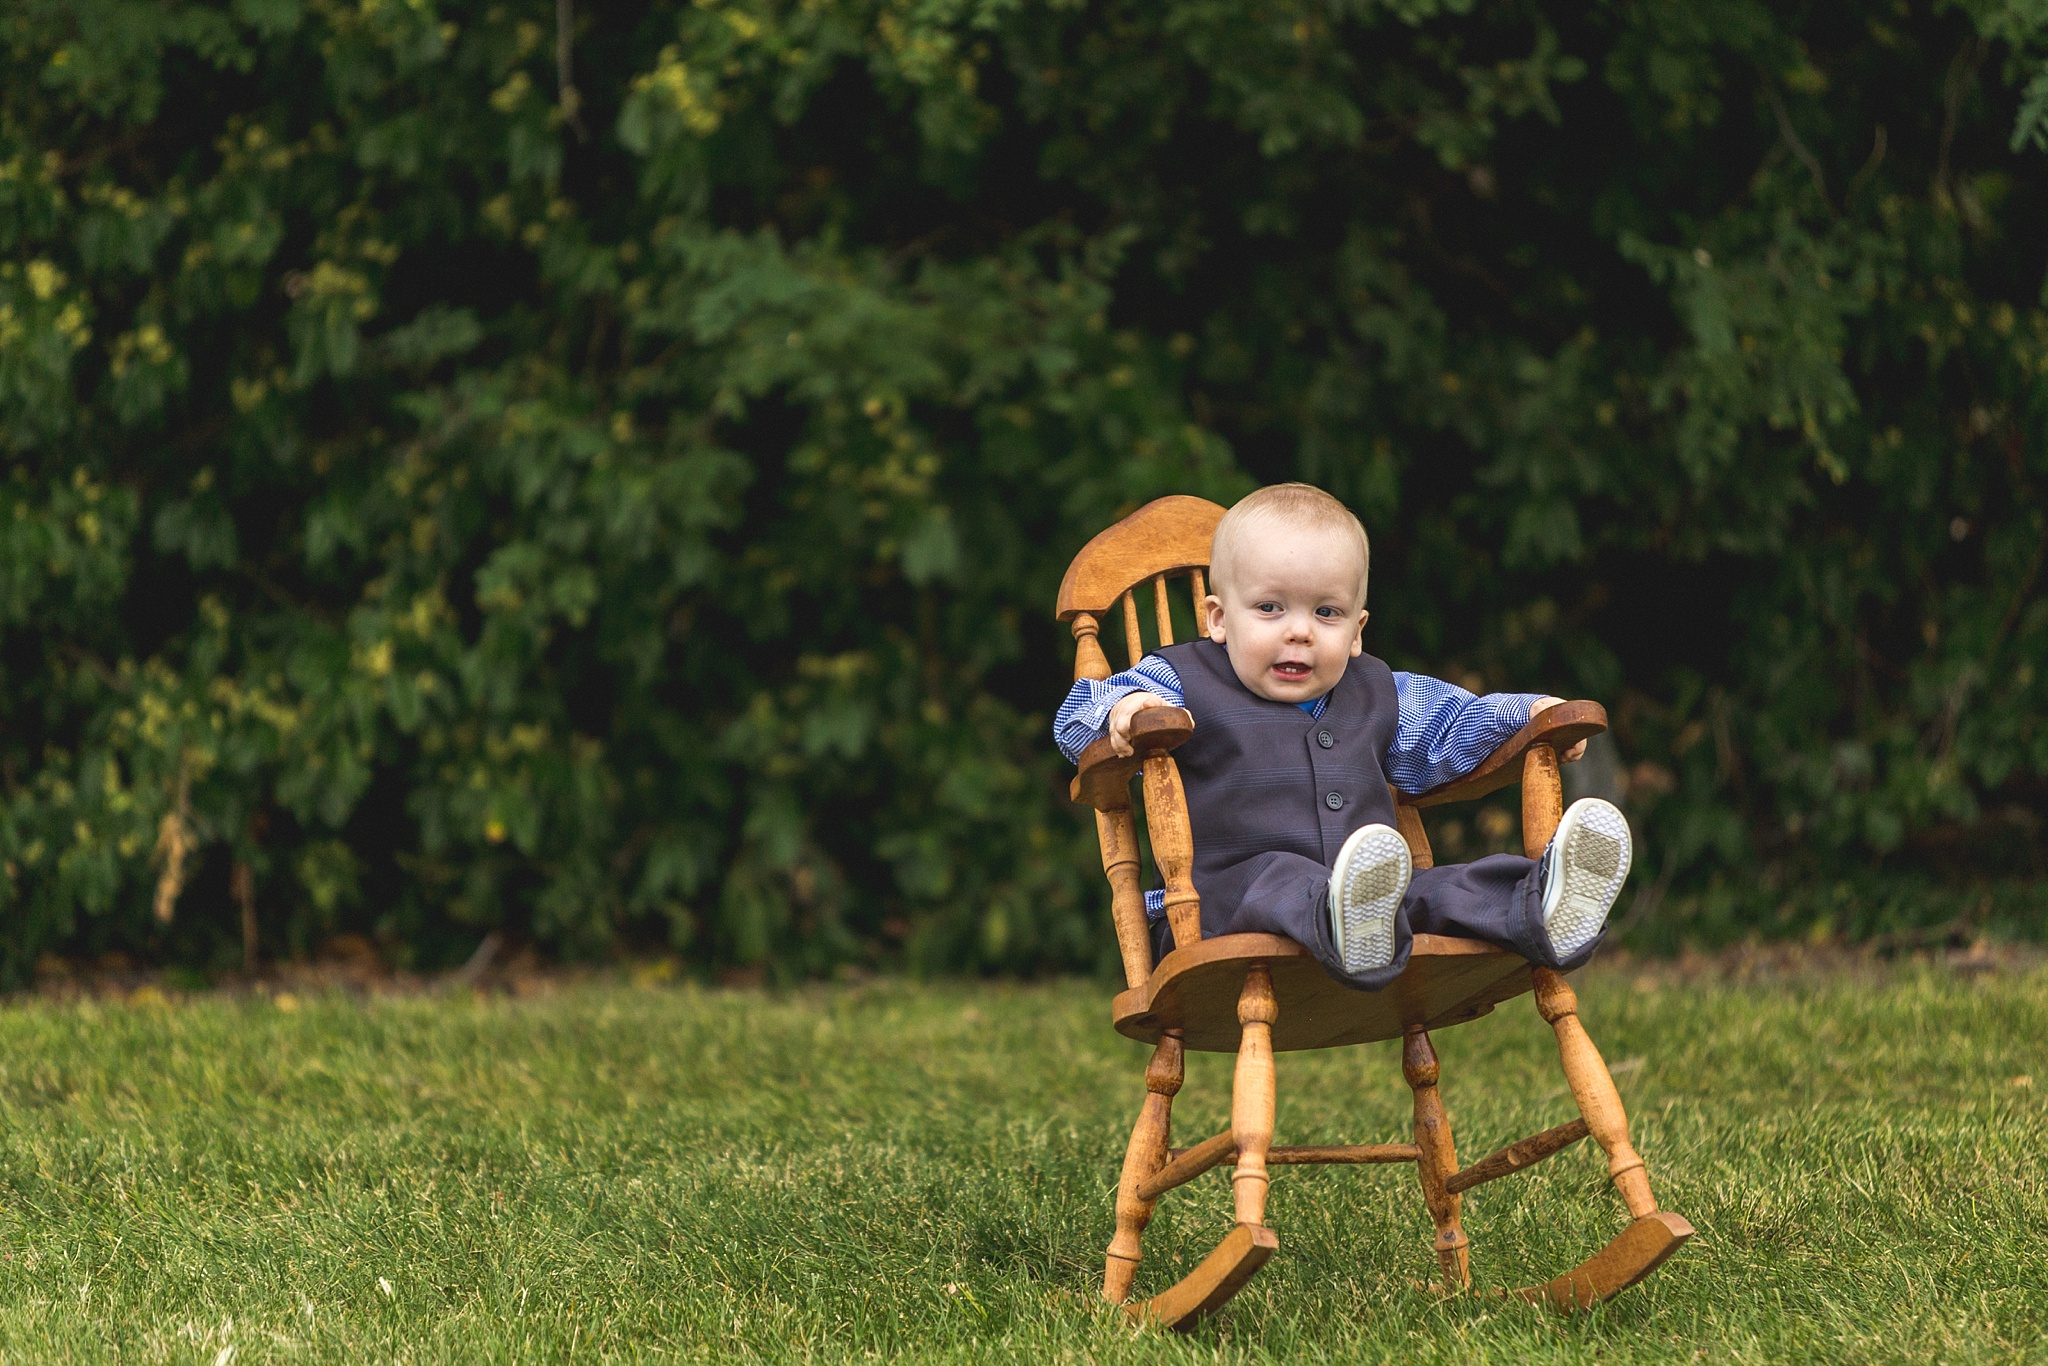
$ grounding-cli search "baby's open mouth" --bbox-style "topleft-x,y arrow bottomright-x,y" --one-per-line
1272,661 -> 1311,681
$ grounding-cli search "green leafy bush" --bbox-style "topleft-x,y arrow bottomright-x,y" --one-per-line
1,0 -> 2043,979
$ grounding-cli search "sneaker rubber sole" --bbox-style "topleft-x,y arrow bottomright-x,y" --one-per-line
1328,824 -> 1411,975
1541,798 -> 1631,961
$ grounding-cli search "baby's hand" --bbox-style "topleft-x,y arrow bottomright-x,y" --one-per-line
1107,691 -> 1172,757
1529,697 -> 1589,763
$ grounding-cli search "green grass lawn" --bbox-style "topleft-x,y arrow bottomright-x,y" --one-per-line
0,962 -> 2043,1363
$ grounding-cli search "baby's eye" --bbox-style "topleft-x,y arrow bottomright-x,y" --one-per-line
1315,606 -> 1343,620
1255,601 -> 1283,614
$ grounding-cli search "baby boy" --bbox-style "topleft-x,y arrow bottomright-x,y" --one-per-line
1054,483 -> 1633,988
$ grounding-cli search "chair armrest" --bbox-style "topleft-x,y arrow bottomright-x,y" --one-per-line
1405,700 -> 1607,809
1069,707 -> 1196,810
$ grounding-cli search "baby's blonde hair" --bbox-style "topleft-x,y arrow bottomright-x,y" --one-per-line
1209,483 -> 1371,605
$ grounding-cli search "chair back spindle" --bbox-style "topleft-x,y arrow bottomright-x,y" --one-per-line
1151,575 -> 1174,648
1394,799 -> 1434,870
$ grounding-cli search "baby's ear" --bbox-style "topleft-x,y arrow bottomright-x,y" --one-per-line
1203,594 -> 1227,642
1351,608 -> 1369,656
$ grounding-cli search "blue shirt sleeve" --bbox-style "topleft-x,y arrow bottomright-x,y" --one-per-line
1386,673 -> 1545,795
1053,654 -> 1187,763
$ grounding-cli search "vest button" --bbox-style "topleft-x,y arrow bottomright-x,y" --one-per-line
1324,791 -> 1343,810
1317,729 -> 1334,748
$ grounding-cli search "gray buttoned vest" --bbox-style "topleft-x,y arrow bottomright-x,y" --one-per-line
1155,639 -> 1400,931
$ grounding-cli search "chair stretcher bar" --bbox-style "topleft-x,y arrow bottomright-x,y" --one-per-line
1137,1131 -> 1421,1202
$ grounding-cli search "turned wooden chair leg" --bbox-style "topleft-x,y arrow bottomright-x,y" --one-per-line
1105,1031 -> 1185,1302
1231,965 -> 1278,1228
1403,1026 -> 1470,1288
1532,968 -> 1657,1218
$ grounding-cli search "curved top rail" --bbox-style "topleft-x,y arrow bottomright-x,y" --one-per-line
1055,495 -> 1227,620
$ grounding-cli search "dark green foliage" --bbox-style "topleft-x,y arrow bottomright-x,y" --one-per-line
0,0 -> 2043,978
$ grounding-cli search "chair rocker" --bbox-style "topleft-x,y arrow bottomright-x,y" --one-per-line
1059,496 -> 1692,1330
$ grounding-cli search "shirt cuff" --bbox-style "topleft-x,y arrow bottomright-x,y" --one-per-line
1054,680 -> 1154,763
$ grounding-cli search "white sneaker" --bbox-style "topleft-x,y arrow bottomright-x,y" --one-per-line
1538,798 -> 1632,961
1328,824 -> 1411,975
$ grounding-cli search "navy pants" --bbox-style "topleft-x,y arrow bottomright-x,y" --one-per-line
1149,851 -> 1603,991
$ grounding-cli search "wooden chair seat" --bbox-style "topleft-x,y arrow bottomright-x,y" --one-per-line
1113,934 -> 1535,1053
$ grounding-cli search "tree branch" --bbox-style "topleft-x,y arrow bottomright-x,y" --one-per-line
1764,82 -> 1831,213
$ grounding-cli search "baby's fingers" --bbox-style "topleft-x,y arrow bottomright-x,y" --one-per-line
1107,713 -> 1134,756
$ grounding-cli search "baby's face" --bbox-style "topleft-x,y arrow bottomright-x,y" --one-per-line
1203,525 -> 1368,704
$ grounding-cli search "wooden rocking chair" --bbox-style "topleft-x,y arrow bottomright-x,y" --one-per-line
1059,495 -> 1693,1329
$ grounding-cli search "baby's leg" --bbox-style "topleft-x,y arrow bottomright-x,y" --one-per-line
1144,848 -> 1610,984
1403,854 -> 1604,969
1149,850 -> 1419,991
